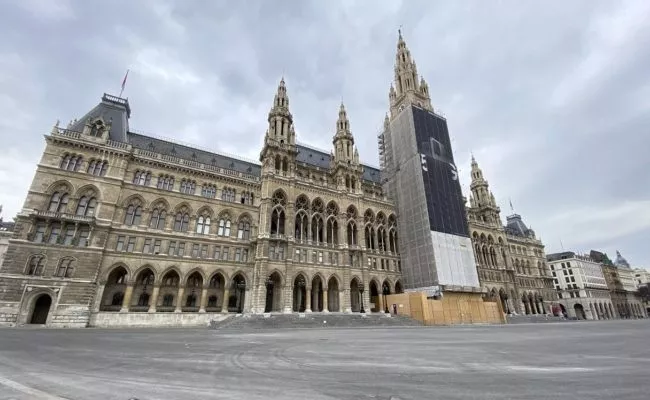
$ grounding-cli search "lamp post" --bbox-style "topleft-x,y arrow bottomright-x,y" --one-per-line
359,283 -> 365,314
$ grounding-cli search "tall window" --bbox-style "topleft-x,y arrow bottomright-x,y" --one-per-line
133,171 -> 151,186
55,258 -> 75,278
48,222 -> 61,244
217,218 -> 231,237
180,179 -> 196,194
32,222 -> 46,243
174,211 -> 190,232
149,208 -> 167,230
87,160 -> 108,176
60,154 -> 83,172
237,221 -> 251,240
157,175 -> 174,191
201,184 -> 217,199
196,215 -> 211,234
124,205 -> 142,226
221,187 -> 235,202
78,226 -> 90,247
48,192 -> 69,213
26,255 -> 45,275
62,225 -> 75,245
75,196 -> 97,217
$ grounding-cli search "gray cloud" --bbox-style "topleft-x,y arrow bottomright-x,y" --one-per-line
1,0 -> 648,267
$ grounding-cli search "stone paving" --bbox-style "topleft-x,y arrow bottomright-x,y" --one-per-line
0,320 -> 648,400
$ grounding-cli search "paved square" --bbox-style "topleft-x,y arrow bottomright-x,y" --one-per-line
0,320 -> 647,400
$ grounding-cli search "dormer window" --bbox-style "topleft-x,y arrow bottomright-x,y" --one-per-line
89,121 -> 103,137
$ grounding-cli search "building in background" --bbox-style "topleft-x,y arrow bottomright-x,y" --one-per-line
466,157 -> 556,315
633,268 -> 650,286
611,251 -> 646,318
546,251 -> 613,320
379,31 -> 480,302
0,208 -> 15,268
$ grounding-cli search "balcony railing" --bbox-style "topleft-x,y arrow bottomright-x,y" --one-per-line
33,210 -> 95,224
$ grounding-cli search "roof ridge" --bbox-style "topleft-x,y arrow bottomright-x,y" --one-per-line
128,130 -> 260,166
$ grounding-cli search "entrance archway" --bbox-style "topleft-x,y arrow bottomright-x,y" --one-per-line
369,281 -> 379,312
327,277 -> 340,312
350,278 -> 361,312
229,274 -> 246,313
312,275 -> 324,312
30,294 -> 52,324
574,303 -> 586,320
293,275 -> 307,312
559,304 -> 567,317
499,289 -> 509,313
395,280 -> 403,294
265,272 -> 282,313
100,266 -> 128,311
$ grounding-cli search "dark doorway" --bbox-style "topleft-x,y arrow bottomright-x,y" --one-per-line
30,294 -> 52,324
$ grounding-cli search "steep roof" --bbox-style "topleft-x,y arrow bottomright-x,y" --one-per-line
128,132 -> 261,177
69,94 -> 381,183
296,144 -> 381,183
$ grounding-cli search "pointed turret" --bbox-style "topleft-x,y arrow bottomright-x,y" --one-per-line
467,156 -> 501,226
329,102 -> 362,191
332,102 -> 356,163
389,29 -> 433,118
260,77 -> 298,172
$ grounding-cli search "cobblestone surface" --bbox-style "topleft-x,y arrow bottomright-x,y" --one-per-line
0,320 -> 647,400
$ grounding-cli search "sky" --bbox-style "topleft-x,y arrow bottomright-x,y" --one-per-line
0,0 -> 649,267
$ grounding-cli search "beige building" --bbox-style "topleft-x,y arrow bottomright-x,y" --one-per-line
547,252 -> 614,320
466,157 -> 556,315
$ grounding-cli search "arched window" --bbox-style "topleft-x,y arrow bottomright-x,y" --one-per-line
180,179 -> 196,195
377,227 -> 387,251
87,160 -> 108,176
111,292 -> 124,306
326,217 -> 338,245
133,170 -> 151,186
174,211 -> 190,232
75,196 -> 97,217
347,221 -> 357,245
221,187 -> 235,202
185,294 -> 197,307
270,191 -> 286,235
201,184 -> 217,199
26,255 -> 45,275
55,258 -> 75,278
124,205 -> 142,226
365,225 -> 375,250
149,208 -> 167,230
157,175 -> 174,191
60,154 -> 82,171
196,215 -> 211,234
238,220 -> 251,240
48,192 -> 70,213
218,218 -> 231,237
389,229 -> 398,253
311,215 -> 323,243
295,212 -> 308,241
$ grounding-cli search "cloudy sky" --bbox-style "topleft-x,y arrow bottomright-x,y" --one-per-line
1,0 -> 649,267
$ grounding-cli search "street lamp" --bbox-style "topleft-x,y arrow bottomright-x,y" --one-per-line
359,283 -> 365,314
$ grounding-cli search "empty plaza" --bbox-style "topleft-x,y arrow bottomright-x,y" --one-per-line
0,320 -> 648,400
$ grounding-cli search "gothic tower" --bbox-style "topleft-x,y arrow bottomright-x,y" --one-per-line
329,103 -> 363,192
389,30 -> 433,119
468,156 -> 502,228
260,78 -> 297,176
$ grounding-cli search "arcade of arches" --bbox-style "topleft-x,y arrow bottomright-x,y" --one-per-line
98,265 -> 404,315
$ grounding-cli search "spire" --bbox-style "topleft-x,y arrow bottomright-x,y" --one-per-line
260,77 -> 296,163
614,250 -> 631,268
332,102 -> 356,164
389,30 -> 433,118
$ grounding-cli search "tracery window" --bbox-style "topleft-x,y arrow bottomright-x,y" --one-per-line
87,160 -> 108,176
26,255 -> 45,275
48,192 -> 69,213
133,170 -> 152,186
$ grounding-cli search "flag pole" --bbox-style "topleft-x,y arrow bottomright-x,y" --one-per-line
119,69 -> 130,98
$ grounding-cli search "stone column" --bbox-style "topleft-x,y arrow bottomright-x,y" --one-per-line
199,286 -> 208,313
243,287 -> 252,313
305,288 -> 312,312
322,287 -> 329,313
175,287 -> 185,312
283,284 -> 293,313
120,284 -> 134,312
149,285 -> 160,313
378,293 -> 384,313
93,283 -> 105,312
221,288 -> 230,313
339,290 -> 344,313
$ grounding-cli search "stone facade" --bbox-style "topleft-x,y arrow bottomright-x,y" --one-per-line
466,157 -> 556,315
